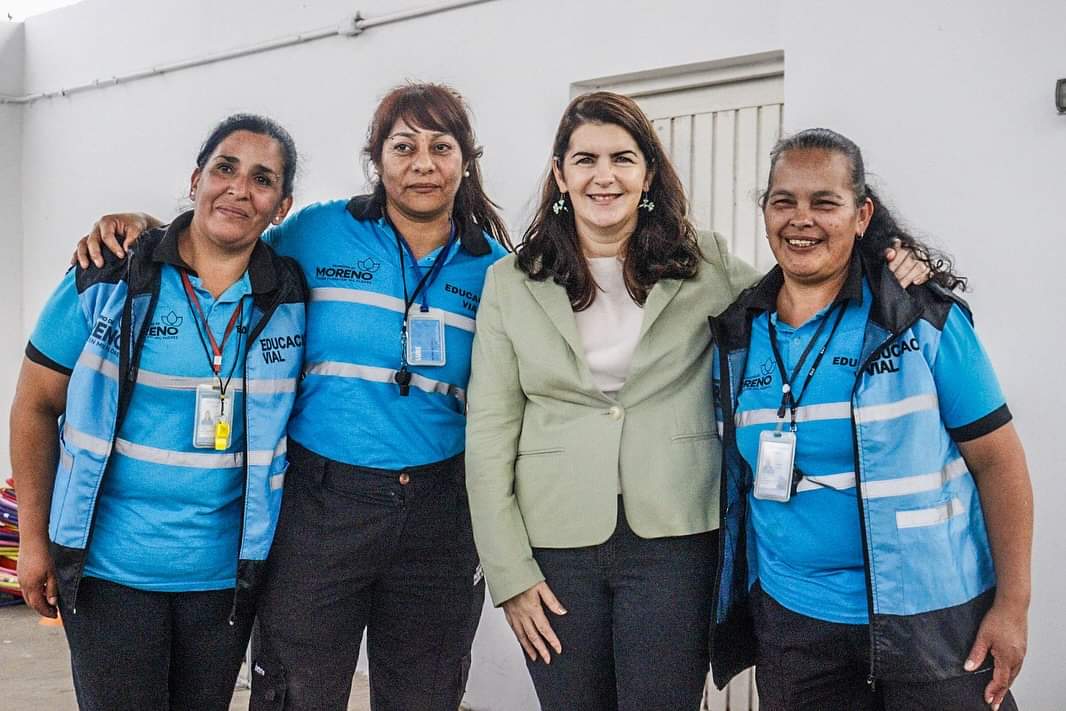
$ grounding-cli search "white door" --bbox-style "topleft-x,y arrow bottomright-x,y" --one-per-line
638,75 -> 783,275
575,51 -> 784,711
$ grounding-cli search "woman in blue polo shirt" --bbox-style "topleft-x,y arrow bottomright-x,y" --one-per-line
12,114 -> 306,710
72,83 -> 510,711
709,128 -> 1032,710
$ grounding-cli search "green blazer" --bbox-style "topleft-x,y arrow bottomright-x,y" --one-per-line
466,232 -> 761,605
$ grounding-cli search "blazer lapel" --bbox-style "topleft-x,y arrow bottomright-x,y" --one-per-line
638,277 -> 683,339
524,279 -> 585,358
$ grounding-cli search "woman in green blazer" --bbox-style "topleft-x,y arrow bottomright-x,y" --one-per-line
465,93 -> 929,711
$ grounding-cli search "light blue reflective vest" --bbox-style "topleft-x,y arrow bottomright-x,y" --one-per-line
708,255 -> 1011,687
46,219 -> 307,614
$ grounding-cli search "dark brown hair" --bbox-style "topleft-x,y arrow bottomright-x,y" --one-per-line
362,82 -> 510,248
516,91 -> 700,309
761,128 -> 966,291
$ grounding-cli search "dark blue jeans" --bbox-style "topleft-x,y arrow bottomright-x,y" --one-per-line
250,441 -> 484,711
752,583 -> 1019,711
527,498 -> 716,711
59,576 -> 253,711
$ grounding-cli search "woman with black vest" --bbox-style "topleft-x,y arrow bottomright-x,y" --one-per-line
709,128 -> 1031,710
12,114 -> 307,710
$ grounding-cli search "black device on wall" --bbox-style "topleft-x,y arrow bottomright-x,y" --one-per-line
1057,79 -> 1066,114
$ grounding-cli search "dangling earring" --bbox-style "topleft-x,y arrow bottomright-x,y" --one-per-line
639,192 -> 655,212
463,169 -> 470,178
552,194 -> 569,215
856,231 -> 865,241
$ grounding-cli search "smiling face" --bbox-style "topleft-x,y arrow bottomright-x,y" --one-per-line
189,130 -> 292,253
553,121 -> 653,256
378,118 -> 465,222
763,148 -> 873,287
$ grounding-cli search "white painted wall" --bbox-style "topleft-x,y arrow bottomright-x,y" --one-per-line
0,21 -> 24,472
5,0 -> 1064,708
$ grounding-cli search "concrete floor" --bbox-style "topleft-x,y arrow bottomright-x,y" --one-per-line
0,602 -> 372,710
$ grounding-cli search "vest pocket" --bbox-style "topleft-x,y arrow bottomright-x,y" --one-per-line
893,496 -> 968,612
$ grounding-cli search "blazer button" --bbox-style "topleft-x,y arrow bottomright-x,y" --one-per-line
608,406 -> 624,421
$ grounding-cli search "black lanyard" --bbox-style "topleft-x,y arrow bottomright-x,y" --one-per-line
180,270 -> 246,415
767,301 -> 847,431
392,222 -> 457,396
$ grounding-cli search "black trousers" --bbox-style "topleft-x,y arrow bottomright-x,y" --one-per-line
526,498 -> 716,711
250,442 -> 484,711
752,584 -> 1019,710
59,576 -> 253,711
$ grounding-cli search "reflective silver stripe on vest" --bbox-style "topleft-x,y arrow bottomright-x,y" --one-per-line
861,458 -> 968,499
63,424 -> 287,470
63,424 -> 111,457
895,497 -> 966,529
77,350 -> 296,394
853,393 -> 938,424
311,287 -> 476,333
269,472 -> 286,490
114,440 -> 244,469
794,458 -> 968,498
77,351 -> 119,381
303,361 -> 466,403
735,401 -> 852,428
248,437 -> 288,468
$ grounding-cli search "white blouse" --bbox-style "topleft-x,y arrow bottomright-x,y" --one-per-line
574,256 -> 644,397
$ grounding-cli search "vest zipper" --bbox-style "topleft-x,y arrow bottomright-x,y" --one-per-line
229,292 -> 285,625
850,314 -> 920,687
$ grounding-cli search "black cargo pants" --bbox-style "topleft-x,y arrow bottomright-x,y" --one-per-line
250,441 -> 484,711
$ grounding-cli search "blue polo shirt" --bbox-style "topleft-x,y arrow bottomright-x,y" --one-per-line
263,195 -> 508,469
29,231 -> 252,592
728,259 -> 1007,623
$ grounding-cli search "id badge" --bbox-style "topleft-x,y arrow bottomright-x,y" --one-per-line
194,383 -> 233,450
406,309 -> 446,366
754,429 -> 796,502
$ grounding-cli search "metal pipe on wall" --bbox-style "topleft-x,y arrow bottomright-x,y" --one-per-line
0,0 -> 496,105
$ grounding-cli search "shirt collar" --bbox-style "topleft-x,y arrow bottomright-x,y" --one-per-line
345,192 -> 491,257
748,249 -> 865,315
151,210 -> 278,295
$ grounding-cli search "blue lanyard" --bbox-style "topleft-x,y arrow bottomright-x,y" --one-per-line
766,302 -> 847,431
396,221 -> 458,313
392,221 -> 458,395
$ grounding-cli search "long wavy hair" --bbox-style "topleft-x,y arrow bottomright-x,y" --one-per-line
760,128 -> 966,291
516,92 -> 700,309
363,82 -> 511,249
